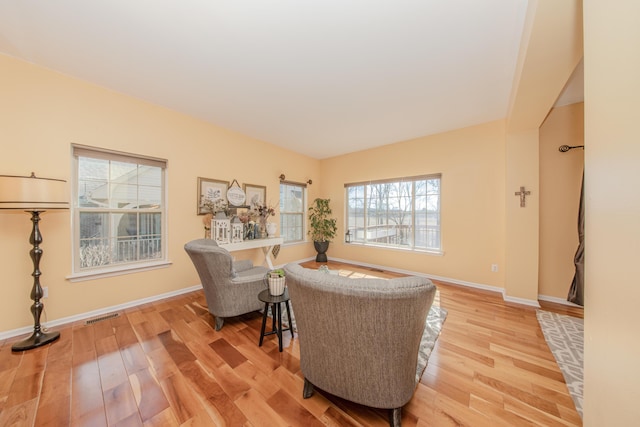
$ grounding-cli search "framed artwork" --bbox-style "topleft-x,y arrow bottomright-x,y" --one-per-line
243,183 -> 266,209
197,177 -> 229,215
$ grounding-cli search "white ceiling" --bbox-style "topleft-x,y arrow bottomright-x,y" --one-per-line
0,0 -> 536,159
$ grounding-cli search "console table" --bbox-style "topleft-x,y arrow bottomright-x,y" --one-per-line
219,237 -> 283,269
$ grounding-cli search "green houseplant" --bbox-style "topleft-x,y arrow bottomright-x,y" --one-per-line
308,198 -> 338,262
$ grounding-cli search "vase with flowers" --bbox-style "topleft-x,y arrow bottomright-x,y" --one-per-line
253,203 -> 276,239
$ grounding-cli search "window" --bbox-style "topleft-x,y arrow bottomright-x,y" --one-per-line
345,174 -> 441,252
279,181 -> 306,243
71,145 -> 167,276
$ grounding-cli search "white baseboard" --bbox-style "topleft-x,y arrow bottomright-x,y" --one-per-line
0,284 -> 203,341
306,257 -> 542,308
504,295 -> 541,308
2,259 -> 571,341
538,294 -> 583,307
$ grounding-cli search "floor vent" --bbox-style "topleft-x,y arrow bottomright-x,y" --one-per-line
369,268 -> 385,272
85,312 -> 119,325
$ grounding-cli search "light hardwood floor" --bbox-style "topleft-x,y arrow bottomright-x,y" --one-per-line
0,261 -> 583,426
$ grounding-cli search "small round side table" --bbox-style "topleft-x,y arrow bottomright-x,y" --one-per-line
258,288 -> 293,352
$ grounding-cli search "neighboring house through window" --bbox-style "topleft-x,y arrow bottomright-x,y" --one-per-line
279,181 -> 306,243
71,145 -> 168,279
345,174 -> 441,253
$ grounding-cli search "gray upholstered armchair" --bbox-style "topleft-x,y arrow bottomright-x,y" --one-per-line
184,239 -> 268,330
283,263 -> 436,427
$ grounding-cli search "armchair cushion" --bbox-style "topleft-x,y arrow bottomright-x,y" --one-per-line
232,259 -> 254,275
232,267 -> 269,284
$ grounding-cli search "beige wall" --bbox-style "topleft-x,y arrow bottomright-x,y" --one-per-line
320,120 -> 506,288
503,0 -> 583,303
0,54 -> 319,332
538,103 -> 584,299
504,129 -> 540,302
583,0 -> 640,424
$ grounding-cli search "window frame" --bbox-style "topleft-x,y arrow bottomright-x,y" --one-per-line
68,144 -> 169,281
279,180 -> 307,244
345,174 -> 442,254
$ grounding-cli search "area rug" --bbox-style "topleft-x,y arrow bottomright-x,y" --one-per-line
266,295 -> 447,382
415,303 -> 447,382
536,310 -> 584,418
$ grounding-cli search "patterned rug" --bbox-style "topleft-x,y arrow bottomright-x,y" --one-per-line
536,310 -> 584,418
415,304 -> 447,382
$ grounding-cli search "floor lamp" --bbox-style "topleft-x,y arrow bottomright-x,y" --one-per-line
0,173 -> 69,352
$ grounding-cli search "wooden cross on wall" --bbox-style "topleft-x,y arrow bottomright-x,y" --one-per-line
515,186 -> 531,207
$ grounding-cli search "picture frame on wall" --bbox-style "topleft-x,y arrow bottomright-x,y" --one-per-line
197,177 -> 229,215
243,183 -> 266,209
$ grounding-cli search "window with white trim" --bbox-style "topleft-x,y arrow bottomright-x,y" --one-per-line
345,174 -> 441,252
279,181 -> 306,243
72,145 -> 167,274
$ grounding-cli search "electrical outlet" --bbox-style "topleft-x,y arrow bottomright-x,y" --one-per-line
491,264 -> 499,272
43,287 -> 49,298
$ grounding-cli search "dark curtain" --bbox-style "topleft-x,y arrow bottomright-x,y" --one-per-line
568,172 -> 584,306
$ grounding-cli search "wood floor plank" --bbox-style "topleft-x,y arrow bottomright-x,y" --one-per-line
159,373 -> 201,424
0,398 -> 37,427
319,405 -> 363,427
141,407 -> 179,427
129,367 -> 170,422
209,337 -> 248,369
503,395 -> 574,427
130,321 -> 164,354
34,394 -> 71,427
6,371 -> 43,407
115,321 -> 141,349
71,349 -> 106,427
474,372 -> 561,418
0,260 -> 582,426
204,360 -> 251,402
158,330 -> 197,367
145,346 -> 179,382
120,342 -> 149,375
468,394 -> 537,427
269,366 -> 332,419
234,360 -> 281,400
103,381 -> 140,425
266,388 -> 326,427
35,356 -> 71,425
0,366 -> 17,412
234,388 -> 289,427
96,335 -> 130,392
72,324 -> 97,355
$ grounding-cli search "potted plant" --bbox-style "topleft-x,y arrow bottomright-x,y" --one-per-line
308,198 -> 338,262
267,268 -> 286,296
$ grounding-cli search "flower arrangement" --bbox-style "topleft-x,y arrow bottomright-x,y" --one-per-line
201,197 -> 229,238
238,212 -> 251,224
253,203 -> 276,221
201,197 -> 229,216
202,212 -> 213,233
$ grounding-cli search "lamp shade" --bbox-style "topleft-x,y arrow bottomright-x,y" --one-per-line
0,173 -> 69,210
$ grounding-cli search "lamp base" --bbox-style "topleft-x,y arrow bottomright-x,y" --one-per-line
11,330 -> 60,352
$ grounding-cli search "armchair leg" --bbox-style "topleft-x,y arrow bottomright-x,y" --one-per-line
215,317 -> 224,331
303,378 -> 315,399
389,407 -> 401,427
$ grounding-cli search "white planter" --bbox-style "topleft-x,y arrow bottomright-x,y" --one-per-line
268,276 -> 286,296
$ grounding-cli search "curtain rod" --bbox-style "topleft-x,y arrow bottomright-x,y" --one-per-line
559,145 -> 584,152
